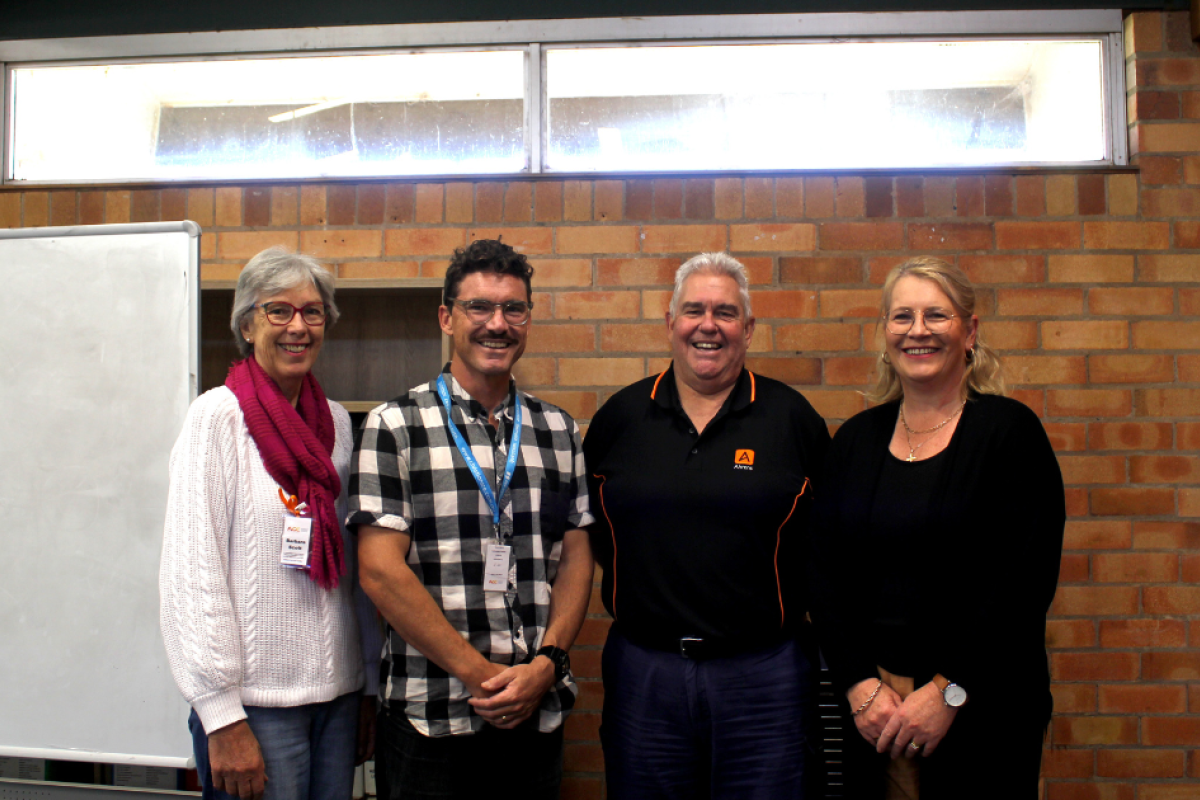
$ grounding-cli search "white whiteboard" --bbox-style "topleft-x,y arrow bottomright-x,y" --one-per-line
0,222 -> 199,768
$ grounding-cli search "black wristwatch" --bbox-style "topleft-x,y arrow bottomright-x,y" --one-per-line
533,645 -> 570,681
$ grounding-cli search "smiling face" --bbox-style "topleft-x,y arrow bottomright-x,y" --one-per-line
667,271 -> 755,395
884,275 -> 977,396
439,271 -> 530,394
240,280 -> 326,402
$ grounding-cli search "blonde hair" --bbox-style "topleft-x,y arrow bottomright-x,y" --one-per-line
866,256 -> 1005,403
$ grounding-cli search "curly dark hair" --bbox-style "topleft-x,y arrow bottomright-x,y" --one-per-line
442,238 -> 534,306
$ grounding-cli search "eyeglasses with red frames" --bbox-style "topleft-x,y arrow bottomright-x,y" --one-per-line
253,301 -> 329,326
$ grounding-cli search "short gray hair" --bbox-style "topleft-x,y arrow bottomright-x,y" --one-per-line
669,252 -> 752,319
230,247 -> 339,357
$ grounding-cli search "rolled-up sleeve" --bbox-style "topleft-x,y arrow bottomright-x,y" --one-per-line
347,404 -> 411,533
566,419 -> 595,530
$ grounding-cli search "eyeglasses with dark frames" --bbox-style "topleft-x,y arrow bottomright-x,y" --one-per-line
253,301 -> 329,326
446,298 -> 533,326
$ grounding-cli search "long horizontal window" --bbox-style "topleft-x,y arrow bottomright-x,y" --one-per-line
3,14 -> 1123,182
546,40 -> 1106,171
10,52 -> 526,181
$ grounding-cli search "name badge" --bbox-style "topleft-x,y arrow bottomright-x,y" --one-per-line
484,543 -> 512,592
280,515 -> 313,568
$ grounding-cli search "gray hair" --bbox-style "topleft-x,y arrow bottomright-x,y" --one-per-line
669,252 -> 753,319
230,247 -> 339,357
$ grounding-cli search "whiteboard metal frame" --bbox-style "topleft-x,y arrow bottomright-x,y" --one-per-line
0,778 -> 194,798
0,221 -> 201,772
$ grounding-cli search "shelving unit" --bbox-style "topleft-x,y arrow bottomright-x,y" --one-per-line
201,279 -> 449,410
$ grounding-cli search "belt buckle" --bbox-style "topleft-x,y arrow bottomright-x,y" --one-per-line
679,636 -> 703,659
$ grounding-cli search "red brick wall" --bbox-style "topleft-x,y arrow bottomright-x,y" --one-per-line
2,9 -> 1198,797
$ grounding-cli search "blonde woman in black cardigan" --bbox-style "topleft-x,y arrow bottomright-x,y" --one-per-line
813,257 -> 1064,800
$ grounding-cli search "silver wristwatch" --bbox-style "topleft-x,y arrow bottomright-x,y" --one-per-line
933,674 -> 968,707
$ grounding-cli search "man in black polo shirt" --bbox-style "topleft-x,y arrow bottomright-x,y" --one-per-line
584,252 -> 830,799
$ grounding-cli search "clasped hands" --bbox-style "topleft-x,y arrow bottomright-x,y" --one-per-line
466,657 -> 557,730
847,678 -> 958,760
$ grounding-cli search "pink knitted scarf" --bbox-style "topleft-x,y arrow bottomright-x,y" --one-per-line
226,357 -> 344,590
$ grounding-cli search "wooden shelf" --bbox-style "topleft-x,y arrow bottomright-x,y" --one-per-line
201,284 -> 448,406
337,400 -> 389,414
200,277 -> 444,291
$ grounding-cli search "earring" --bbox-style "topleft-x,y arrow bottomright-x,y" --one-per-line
965,346 -> 975,364
881,352 -> 891,365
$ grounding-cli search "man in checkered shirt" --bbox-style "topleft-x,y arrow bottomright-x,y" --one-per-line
349,238 -> 594,800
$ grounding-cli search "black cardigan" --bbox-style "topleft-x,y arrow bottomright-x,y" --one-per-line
812,394 -> 1065,720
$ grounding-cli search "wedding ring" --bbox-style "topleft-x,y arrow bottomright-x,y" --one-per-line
909,742 -> 922,750
501,715 -> 508,721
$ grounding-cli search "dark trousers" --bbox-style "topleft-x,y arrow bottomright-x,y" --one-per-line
374,706 -> 564,800
601,628 -> 817,800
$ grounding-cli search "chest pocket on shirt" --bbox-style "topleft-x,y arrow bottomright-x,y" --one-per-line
538,474 -> 572,543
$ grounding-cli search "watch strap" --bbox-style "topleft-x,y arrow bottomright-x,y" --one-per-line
932,673 -> 967,706
535,645 -> 569,680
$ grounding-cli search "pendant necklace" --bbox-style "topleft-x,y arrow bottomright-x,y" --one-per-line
899,401 -> 965,462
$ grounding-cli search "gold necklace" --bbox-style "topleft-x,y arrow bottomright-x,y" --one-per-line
899,401 -> 965,462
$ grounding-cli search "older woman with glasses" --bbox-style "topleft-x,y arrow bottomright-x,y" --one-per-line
813,256 -> 1065,800
160,247 -> 380,800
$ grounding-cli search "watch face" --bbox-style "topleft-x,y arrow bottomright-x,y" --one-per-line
944,684 -> 967,707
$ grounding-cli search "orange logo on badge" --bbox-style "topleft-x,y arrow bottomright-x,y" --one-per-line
735,449 -> 755,466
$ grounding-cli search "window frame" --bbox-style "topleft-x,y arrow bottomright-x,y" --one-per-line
0,10 -> 1127,185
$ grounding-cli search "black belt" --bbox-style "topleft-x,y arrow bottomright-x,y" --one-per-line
621,628 -> 788,661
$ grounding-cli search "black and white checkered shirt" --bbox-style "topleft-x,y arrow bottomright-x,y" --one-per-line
348,367 -> 593,737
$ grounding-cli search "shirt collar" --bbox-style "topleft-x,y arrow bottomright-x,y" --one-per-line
650,362 -> 756,416
440,363 -> 517,424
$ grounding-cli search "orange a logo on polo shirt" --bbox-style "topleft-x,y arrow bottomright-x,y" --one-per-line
734,449 -> 755,470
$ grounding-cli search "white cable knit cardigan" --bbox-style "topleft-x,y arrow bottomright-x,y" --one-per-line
159,386 -> 380,734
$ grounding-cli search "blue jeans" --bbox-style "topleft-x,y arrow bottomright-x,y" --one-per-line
601,628 -> 817,800
189,692 -> 360,800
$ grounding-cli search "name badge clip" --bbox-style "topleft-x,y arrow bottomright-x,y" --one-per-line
279,489 -> 312,570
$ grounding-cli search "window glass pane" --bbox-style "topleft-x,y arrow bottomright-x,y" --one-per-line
11,51 -> 525,181
545,40 -> 1106,171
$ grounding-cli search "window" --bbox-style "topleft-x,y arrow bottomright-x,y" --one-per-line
545,40 -> 1107,172
10,51 -> 526,181
1,11 -> 1125,183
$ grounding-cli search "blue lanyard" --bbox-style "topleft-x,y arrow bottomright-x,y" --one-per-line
436,374 -> 522,534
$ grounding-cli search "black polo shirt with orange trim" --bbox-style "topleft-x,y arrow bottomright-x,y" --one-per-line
584,364 -> 830,649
